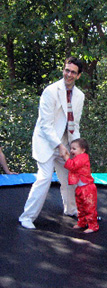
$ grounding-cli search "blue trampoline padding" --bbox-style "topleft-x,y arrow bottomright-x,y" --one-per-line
0,172 -> 58,187
0,172 -> 107,186
92,173 -> 107,185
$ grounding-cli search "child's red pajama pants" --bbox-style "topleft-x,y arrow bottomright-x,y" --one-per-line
75,183 -> 99,231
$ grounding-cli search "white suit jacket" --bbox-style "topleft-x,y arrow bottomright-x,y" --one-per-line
32,78 -> 85,163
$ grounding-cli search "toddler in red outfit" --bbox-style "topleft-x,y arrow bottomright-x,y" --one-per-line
63,138 -> 99,233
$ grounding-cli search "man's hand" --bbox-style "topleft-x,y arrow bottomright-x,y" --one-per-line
58,144 -> 70,158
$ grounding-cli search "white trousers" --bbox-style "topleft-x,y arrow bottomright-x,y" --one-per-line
19,148 -> 77,222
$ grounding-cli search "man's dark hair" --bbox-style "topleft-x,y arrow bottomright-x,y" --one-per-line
71,138 -> 89,154
64,56 -> 83,74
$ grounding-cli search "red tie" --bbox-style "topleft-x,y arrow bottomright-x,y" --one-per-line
67,90 -> 74,134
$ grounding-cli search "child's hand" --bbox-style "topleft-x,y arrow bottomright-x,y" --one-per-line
63,151 -> 70,161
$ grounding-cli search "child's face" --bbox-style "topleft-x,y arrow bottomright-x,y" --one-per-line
70,142 -> 85,158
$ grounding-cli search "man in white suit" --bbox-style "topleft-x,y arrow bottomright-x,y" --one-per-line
19,56 -> 85,229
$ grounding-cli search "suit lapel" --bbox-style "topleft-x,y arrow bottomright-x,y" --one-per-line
57,80 -> 79,117
58,79 -> 67,117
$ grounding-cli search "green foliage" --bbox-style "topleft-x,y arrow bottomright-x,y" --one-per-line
81,59 -> 107,172
0,59 -> 107,173
1,0 -> 107,85
0,0 -> 107,173
0,84 -> 39,173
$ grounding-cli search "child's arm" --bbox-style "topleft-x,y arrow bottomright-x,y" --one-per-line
64,154 -> 89,171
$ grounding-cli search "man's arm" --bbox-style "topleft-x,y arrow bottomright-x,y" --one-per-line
58,144 -> 70,158
39,87 -> 63,149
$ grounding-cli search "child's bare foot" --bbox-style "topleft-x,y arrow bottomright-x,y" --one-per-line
73,224 -> 81,229
84,228 -> 94,233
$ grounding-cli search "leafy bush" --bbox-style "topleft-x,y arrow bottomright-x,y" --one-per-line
81,75 -> 107,172
0,84 -> 39,173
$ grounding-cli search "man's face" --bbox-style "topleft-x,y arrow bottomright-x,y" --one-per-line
63,63 -> 81,89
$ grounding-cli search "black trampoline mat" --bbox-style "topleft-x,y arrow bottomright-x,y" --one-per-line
0,183 -> 107,288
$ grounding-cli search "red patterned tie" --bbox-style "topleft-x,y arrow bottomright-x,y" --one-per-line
67,90 -> 74,134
